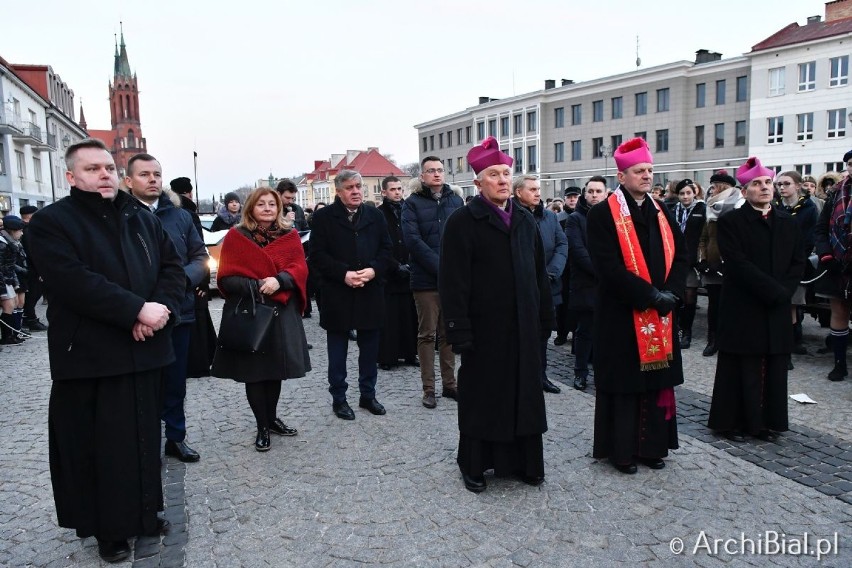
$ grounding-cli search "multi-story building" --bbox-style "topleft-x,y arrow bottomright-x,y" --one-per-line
302,148 -> 409,207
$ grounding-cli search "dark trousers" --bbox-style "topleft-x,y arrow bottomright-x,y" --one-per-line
556,303 -> 578,339
23,274 -> 42,319
574,310 -> 594,379
162,324 -> 191,442
327,328 -> 379,404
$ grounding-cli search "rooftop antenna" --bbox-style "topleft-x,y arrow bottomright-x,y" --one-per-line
635,36 -> 641,70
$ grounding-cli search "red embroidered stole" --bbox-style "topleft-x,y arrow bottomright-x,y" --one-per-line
607,189 -> 675,371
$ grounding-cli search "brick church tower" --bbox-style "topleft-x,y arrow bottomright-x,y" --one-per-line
88,24 -> 146,176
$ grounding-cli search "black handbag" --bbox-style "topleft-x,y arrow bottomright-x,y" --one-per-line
217,284 -> 278,353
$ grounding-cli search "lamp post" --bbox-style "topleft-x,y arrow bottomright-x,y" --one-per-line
601,144 -> 613,186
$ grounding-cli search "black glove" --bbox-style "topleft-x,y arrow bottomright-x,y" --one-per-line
694,260 -> 710,273
451,341 -> 473,354
652,290 -> 678,316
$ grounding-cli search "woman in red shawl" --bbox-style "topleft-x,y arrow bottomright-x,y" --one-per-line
212,188 -> 311,451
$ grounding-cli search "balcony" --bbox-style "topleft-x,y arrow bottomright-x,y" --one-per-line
12,122 -> 54,150
33,132 -> 57,151
0,110 -> 23,135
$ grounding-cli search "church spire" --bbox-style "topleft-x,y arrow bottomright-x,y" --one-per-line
79,101 -> 87,130
116,21 -> 132,78
113,34 -> 120,77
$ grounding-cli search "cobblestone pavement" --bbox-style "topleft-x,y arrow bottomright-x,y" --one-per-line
1,297 -> 851,567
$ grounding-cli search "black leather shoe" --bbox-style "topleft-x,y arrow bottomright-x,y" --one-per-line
165,440 -> 200,463
519,474 -> 545,486
680,335 -> 691,349
269,418 -> 298,436
638,457 -> 665,470
145,517 -> 171,536
255,427 -> 271,451
543,378 -> 561,394
333,401 -> 355,420
702,342 -> 717,357
611,460 -> 637,474
379,363 -> 393,371
359,397 -> 386,415
23,318 -> 47,331
724,431 -> 746,443
97,539 -> 130,563
553,336 -> 567,346
442,388 -> 458,401
462,472 -> 486,493
573,377 -> 587,391
756,430 -> 779,443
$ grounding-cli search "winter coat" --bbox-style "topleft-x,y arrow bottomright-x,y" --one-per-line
587,189 -> 688,394
211,208 -> 240,231
286,202 -> 309,231
147,191 -> 209,324
513,199 -> 568,306
27,188 -> 185,380
439,196 -> 553,442
565,200 -> 596,311
378,198 -> 412,295
0,231 -> 22,289
401,183 -> 464,290
716,206 -> 805,355
309,197 -> 393,331
773,196 -> 817,257
668,201 -> 707,267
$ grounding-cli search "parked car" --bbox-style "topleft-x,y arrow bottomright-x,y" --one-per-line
200,215 -> 227,292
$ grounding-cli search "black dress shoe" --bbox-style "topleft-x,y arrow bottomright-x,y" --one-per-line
145,517 -> 171,536
255,427 -> 271,451
756,430 -> 779,442
724,431 -> 746,443
461,472 -> 486,493
553,336 -> 567,346
638,457 -> 665,469
519,474 -> 545,486
442,388 -> 458,401
333,401 -> 355,420
573,377 -> 587,391
379,363 -> 393,371
359,397 -> 386,415
269,418 -> 298,436
702,342 -> 717,357
611,460 -> 637,474
543,378 -> 561,394
165,440 -> 200,462
680,335 -> 691,349
97,539 -> 130,563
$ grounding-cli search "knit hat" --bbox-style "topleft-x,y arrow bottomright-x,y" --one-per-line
2,215 -> 25,231
709,169 -> 736,187
844,149 -> 852,164
170,177 -> 193,195
613,138 -> 653,171
736,157 -> 775,186
467,136 -> 513,174
223,192 -> 240,205
19,205 -> 38,216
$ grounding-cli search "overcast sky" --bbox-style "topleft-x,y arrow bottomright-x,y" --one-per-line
2,0 -> 830,201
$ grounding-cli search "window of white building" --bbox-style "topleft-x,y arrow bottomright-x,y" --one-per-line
827,109 -> 847,138
797,113 -> 814,141
829,56 -> 849,88
767,116 -> 783,144
798,61 -> 816,92
768,67 -> 785,96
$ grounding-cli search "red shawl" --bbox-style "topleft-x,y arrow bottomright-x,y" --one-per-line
217,228 -> 308,313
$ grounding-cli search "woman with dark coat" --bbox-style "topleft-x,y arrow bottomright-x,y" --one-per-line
211,192 -> 242,231
668,179 -> 707,349
212,188 -> 311,452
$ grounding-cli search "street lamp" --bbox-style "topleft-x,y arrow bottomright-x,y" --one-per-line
601,144 -> 613,185
61,134 -> 71,149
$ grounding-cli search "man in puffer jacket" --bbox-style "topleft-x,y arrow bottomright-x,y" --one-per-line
401,157 -> 464,409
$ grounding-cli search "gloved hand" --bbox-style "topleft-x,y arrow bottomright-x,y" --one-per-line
397,263 -> 411,275
652,290 -> 678,316
451,341 -> 473,354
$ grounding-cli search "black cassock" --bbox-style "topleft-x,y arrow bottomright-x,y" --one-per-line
377,199 -> 417,366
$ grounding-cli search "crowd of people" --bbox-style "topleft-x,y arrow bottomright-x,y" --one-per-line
13,133 -> 851,562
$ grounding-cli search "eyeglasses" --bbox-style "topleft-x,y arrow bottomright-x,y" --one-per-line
774,181 -> 792,187
424,168 -> 445,175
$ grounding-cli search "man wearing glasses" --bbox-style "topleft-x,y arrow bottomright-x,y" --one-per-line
401,156 -> 464,409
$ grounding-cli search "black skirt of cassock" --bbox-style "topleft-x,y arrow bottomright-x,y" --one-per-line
377,292 -> 417,366
49,370 -> 163,540
593,390 -> 679,463
186,295 -> 217,378
457,433 -> 545,479
707,352 -> 789,435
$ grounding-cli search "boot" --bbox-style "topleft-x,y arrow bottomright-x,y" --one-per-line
12,308 -> 25,341
828,360 -> 847,381
0,313 -> 22,345
702,331 -> 717,357
792,322 -> 807,355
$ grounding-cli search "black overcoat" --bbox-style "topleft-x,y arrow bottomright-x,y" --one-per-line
309,197 -> 393,331
669,201 -> 707,267
586,189 -> 688,394
377,198 -> 411,294
439,197 -> 553,442
565,201 -> 596,310
715,206 -> 805,355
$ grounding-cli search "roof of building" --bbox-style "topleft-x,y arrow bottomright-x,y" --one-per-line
88,129 -> 115,148
751,16 -> 852,52
305,148 -> 405,182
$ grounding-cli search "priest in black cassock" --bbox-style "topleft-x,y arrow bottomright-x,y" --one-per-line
587,137 -> 688,475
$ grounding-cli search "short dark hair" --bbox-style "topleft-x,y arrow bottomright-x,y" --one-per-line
127,153 -> 159,176
381,176 -> 400,191
421,155 -> 441,168
585,175 -> 607,187
65,138 -> 109,171
275,179 -> 297,194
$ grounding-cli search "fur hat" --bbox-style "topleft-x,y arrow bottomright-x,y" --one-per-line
170,177 -> 192,195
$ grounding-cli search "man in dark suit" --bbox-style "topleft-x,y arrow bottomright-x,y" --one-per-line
309,170 -> 393,420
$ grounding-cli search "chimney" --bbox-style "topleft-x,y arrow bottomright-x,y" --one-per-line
544,79 -> 555,90
695,49 -> 722,64
826,0 -> 852,21
561,79 -> 574,86
807,15 -> 822,24
478,96 -> 490,104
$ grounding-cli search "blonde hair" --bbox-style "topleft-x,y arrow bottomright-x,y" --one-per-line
239,188 -> 293,232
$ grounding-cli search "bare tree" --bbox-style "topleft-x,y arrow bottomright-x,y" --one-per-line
401,162 -> 420,177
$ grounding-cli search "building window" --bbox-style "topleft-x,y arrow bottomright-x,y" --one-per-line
829,56 -> 849,87
527,145 -> 537,172
635,92 -> 647,115
795,164 -> 813,175
634,131 -> 647,141
500,116 -> 510,138
527,111 -> 537,132
19,198 -> 29,210
554,107 -> 564,128
447,130 -> 453,147
456,128 -> 462,146
715,79 -> 726,105
476,122 -> 484,141
797,113 -> 814,141
695,125 -> 705,150
488,119 -> 497,138
736,76 -> 748,102
592,137 -> 604,158
611,134 -> 622,150
714,123 -> 724,148
571,104 -> 582,125
422,137 -> 428,152
768,67 -> 785,96
828,108 -> 847,138
696,83 -> 706,108
611,96 -> 623,119
15,150 -> 26,178
798,61 -> 816,92
735,120 -> 747,146
655,129 -> 669,153
826,162 -> 845,173
593,100 -> 604,122
554,142 -> 565,163
457,157 -> 464,173
513,114 -> 523,135
33,156 -> 42,182
656,88 -> 669,112
571,140 -> 581,161
767,116 -> 784,144
429,135 -> 434,150
513,147 -> 523,173
439,133 -> 444,149
465,126 -> 472,143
